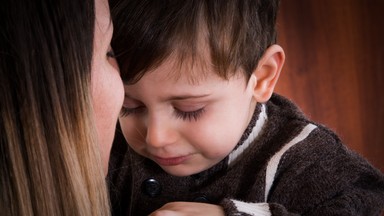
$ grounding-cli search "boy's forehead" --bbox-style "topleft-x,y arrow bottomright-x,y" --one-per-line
143,58 -> 245,88
151,53 -> 213,85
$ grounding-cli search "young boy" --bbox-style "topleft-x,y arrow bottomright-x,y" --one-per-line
108,0 -> 384,215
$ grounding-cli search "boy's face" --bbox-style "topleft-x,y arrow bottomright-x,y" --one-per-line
119,57 -> 257,176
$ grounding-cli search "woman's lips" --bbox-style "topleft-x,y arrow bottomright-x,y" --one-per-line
152,155 -> 190,166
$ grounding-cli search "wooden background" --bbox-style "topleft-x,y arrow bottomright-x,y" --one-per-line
275,0 -> 384,172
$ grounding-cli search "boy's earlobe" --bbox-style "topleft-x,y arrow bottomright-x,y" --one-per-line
252,45 -> 285,102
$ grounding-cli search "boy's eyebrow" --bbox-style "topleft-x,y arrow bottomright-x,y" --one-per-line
165,94 -> 210,101
123,93 -> 210,101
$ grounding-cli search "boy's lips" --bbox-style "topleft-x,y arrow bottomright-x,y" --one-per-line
152,155 -> 190,166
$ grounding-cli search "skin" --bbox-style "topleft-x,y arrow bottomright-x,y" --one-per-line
120,57 -> 256,177
120,45 -> 285,215
91,0 -> 124,174
149,202 -> 225,216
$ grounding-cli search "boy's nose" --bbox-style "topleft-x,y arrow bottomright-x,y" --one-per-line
145,117 -> 177,148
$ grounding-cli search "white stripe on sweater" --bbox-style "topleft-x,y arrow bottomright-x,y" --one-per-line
264,123 -> 317,201
232,200 -> 271,216
228,104 -> 267,166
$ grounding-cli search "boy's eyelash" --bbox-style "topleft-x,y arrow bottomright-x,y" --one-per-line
120,107 -> 142,117
107,50 -> 115,58
174,108 -> 205,122
120,106 -> 206,122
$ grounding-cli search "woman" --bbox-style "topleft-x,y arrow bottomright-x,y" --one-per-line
0,0 -> 124,215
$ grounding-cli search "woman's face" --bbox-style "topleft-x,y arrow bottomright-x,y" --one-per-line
91,0 -> 124,174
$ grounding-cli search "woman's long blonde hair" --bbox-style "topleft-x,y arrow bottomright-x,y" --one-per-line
0,0 -> 110,215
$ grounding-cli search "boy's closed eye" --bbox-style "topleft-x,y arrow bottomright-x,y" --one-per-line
121,92 -> 210,121
173,107 -> 205,121
120,106 -> 145,117
120,104 -> 206,122
120,97 -> 146,117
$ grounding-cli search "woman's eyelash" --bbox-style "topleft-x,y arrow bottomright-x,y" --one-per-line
174,108 -> 205,121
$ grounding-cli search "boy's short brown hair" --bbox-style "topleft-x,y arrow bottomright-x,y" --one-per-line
111,0 -> 280,83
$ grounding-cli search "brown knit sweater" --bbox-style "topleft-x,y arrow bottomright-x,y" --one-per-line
108,94 -> 384,216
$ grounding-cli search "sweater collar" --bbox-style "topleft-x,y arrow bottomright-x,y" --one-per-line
227,103 -> 267,166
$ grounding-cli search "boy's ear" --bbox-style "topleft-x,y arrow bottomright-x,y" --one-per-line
251,44 -> 285,102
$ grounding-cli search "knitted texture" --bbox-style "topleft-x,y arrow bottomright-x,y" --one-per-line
108,94 -> 384,216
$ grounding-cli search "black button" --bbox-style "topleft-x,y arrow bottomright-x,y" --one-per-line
193,195 -> 210,203
141,178 -> 162,197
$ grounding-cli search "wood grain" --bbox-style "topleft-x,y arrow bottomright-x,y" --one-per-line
275,0 -> 384,171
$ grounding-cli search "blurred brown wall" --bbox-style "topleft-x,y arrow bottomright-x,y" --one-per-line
275,0 -> 384,172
